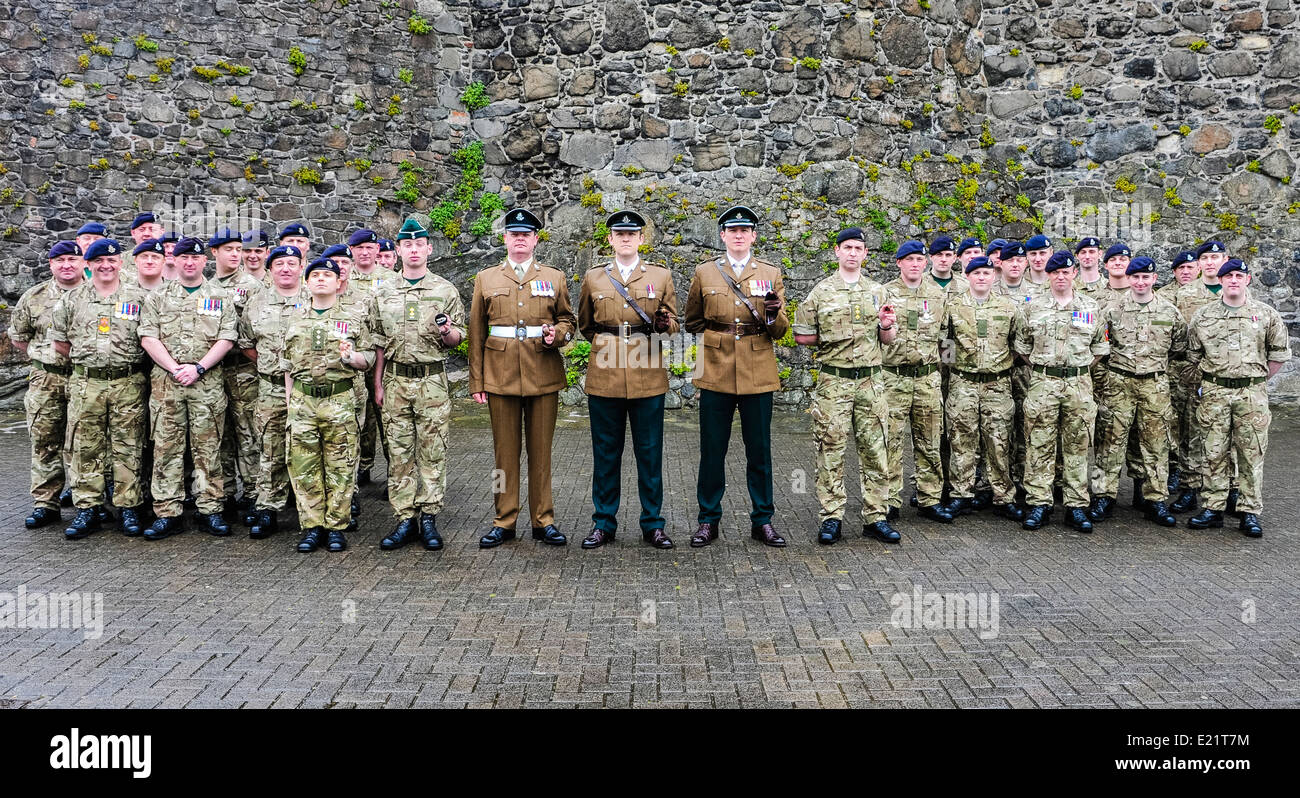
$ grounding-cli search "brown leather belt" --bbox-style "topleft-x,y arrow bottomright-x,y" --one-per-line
388,361 -> 445,378
594,323 -> 653,336
704,320 -> 763,337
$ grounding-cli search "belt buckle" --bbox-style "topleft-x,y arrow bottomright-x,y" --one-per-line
515,325 -> 527,341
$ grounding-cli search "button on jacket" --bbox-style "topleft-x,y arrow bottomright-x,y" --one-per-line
577,261 -> 680,399
682,256 -> 788,395
469,259 -> 576,396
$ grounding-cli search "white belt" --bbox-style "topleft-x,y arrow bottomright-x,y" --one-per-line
489,325 -> 545,340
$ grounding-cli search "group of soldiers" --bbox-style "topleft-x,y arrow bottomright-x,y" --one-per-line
11,205 -> 1290,553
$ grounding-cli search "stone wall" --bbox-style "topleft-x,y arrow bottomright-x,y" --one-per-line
1,0 -> 1296,409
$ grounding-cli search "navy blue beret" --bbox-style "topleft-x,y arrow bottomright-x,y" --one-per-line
1103,243 -> 1131,262
173,237 -> 206,257
304,257 -> 340,277
956,237 -> 982,256
321,244 -> 352,260
208,227 -> 241,249
265,245 -> 303,266
48,240 -> 81,259
378,238 -> 395,252
279,222 -> 310,240
1074,236 -> 1101,252
159,231 -> 180,243
986,238 -> 1009,256
999,241 -> 1026,260
928,235 -> 955,254
1217,259 -> 1248,277
130,213 -> 157,230
1171,250 -> 1197,268
83,239 -> 123,260
132,238 -> 165,256
1044,250 -> 1076,272
347,228 -> 379,247
964,256 -> 994,274
1125,256 -> 1156,275
242,229 -> 271,248
894,239 -> 927,260
76,222 -> 108,237
836,227 -> 865,245
1195,240 -> 1226,258
1025,234 -> 1052,251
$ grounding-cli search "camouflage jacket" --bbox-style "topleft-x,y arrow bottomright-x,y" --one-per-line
50,280 -> 150,369
239,286 -> 307,377
943,290 -> 1019,374
138,279 -> 238,363
9,278 -> 77,367
881,277 -> 948,366
1187,296 -> 1291,380
1104,292 -> 1187,374
372,271 -> 466,365
1013,291 -> 1109,369
281,301 -> 376,384
793,272 -> 888,369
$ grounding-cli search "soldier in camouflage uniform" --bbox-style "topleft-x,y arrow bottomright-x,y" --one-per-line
322,242 -> 369,530
881,240 -> 954,523
372,218 -> 466,551
993,241 -> 1033,499
242,229 -> 271,284
283,257 -> 376,553
793,228 -> 900,545
10,240 -> 83,529
927,235 -> 964,504
50,239 -> 150,539
941,257 -> 1024,522
120,213 -> 163,280
345,228 -> 391,485
278,222 -> 312,258
1073,237 -> 1107,298
377,238 -> 397,271
236,245 -> 306,539
1185,259 -> 1290,538
74,222 -> 107,281
1160,250 -> 1200,496
1087,256 -> 1187,527
1022,234 -> 1054,297
210,228 -> 264,525
1013,251 -> 1109,533
137,237 -> 238,539
1169,240 -> 1232,514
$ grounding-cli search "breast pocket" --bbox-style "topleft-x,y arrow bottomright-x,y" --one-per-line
706,289 -> 741,322
820,306 -> 852,342
488,289 -> 520,322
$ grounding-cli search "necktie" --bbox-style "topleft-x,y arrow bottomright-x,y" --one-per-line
514,261 -> 527,280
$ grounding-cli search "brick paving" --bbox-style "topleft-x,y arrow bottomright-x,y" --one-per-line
0,404 -> 1297,709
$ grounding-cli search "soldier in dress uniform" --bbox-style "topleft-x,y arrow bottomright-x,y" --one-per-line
1185,259 -> 1290,537
793,227 -> 900,544
10,240 -> 83,529
682,205 -> 789,548
575,211 -> 679,549
373,218 -> 466,551
50,239 -> 150,539
942,256 -> 1025,522
237,245 -> 306,539
881,240 -> 953,522
469,208 -> 574,548
282,257 -> 376,553
137,237 -> 238,539
1013,251 -> 1109,533
1087,256 -> 1186,527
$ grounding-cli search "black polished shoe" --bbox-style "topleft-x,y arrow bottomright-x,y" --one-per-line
297,527 -> 324,553
582,527 -> 615,549
997,503 -> 1025,522
1131,479 -> 1147,510
357,469 -> 371,486
1226,488 -> 1241,517
863,520 -> 901,543
689,522 -> 718,548
1239,513 -> 1263,538
1087,495 -> 1115,522
946,497 -> 973,517
918,503 -> 954,523
1064,507 -> 1093,533
1167,468 -> 1182,494
327,529 -> 347,552
121,508 -> 144,537
1170,489 -> 1198,514
479,526 -> 516,549
144,515 -> 183,541
887,506 -> 900,521
750,523 -> 786,548
381,517 -> 419,550
1022,505 -> 1050,530
419,513 -> 443,550
64,507 -> 102,540
197,512 -> 231,536
250,510 -> 278,539
58,486 -> 73,507
643,529 -> 673,549
817,519 -> 842,545
972,490 -> 993,511
1187,508 -> 1224,529
531,525 -> 567,546
1144,500 -> 1177,527
24,507 -> 59,529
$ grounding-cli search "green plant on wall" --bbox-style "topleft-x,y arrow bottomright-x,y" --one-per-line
460,81 -> 490,110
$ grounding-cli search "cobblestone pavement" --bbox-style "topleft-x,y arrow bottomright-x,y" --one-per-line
1,403 -> 1297,709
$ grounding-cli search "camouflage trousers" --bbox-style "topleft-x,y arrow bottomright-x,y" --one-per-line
287,386 -> 358,531
220,359 -> 260,500
1091,371 -> 1172,500
810,372 -> 889,525
150,366 -> 227,517
380,370 -> 451,519
881,367 -> 945,508
1023,371 -> 1096,508
1169,362 -> 1193,483
1197,382 -> 1269,515
1010,364 -> 1029,488
255,376 -> 290,512
24,367 -> 71,510
946,371 -> 1016,503
359,367 -> 387,472
66,370 -> 148,510
1092,361 -> 1145,487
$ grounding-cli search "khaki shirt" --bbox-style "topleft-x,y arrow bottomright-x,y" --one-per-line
372,272 -> 467,365
577,261 -> 680,399
1187,297 -> 1291,379
281,302 -> 376,384
881,277 -> 948,366
793,272 -> 887,369
1013,291 -> 1109,368
9,278 -> 77,367
138,279 -> 238,363
239,287 -> 306,378
50,280 -> 149,368
943,291 -> 1018,374
468,259 -> 575,396
682,255 -> 789,395
1105,292 -> 1187,374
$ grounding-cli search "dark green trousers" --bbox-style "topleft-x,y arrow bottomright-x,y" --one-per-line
696,388 -> 774,526
589,394 -> 665,533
